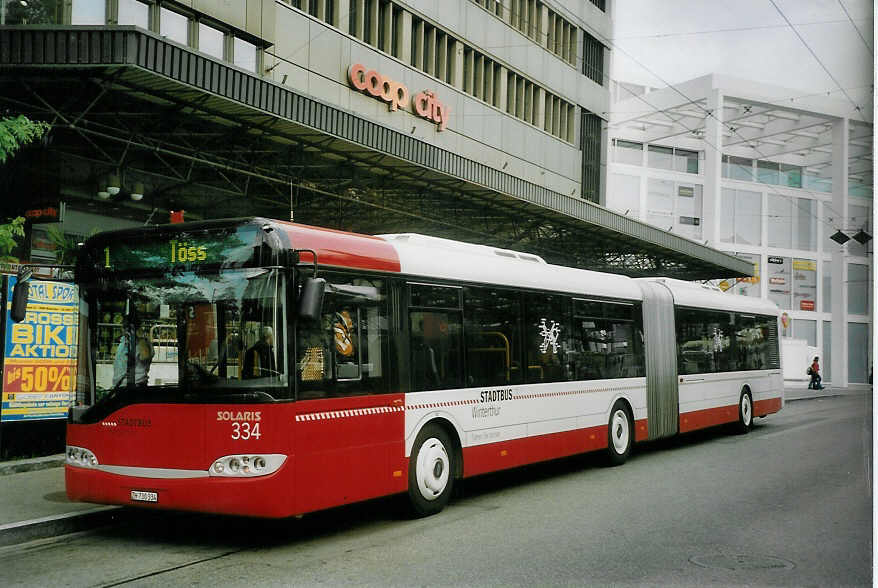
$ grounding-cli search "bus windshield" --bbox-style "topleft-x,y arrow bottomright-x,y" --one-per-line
81,268 -> 287,406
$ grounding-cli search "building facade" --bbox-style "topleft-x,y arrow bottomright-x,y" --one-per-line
607,75 -> 873,387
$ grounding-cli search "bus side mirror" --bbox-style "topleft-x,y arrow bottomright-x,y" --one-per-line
298,277 -> 325,320
10,268 -> 32,322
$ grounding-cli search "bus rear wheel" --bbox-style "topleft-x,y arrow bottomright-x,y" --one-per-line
407,424 -> 454,517
606,400 -> 632,466
736,390 -> 753,434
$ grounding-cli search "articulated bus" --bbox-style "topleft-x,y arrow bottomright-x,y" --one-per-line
39,218 -> 782,518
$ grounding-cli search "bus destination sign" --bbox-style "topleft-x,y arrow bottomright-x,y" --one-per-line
97,226 -> 259,273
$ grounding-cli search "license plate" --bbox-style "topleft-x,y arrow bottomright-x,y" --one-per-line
130,490 -> 158,503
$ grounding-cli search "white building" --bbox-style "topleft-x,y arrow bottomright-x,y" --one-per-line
607,74 -> 872,387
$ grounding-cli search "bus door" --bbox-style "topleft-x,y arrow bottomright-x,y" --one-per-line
293,273 -> 402,513
637,281 -> 678,440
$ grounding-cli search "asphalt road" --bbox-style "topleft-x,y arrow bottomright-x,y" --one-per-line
0,394 -> 871,587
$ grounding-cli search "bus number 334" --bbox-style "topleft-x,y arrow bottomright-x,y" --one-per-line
231,422 -> 261,440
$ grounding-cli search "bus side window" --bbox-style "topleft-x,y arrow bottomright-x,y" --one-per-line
408,284 -> 463,392
463,287 -> 522,387
297,273 -> 388,398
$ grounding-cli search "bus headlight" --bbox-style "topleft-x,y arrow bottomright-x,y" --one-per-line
209,454 -> 286,478
66,446 -> 99,469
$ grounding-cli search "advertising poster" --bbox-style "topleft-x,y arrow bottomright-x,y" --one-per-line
1,276 -> 78,422
766,256 -> 791,310
792,259 -> 817,311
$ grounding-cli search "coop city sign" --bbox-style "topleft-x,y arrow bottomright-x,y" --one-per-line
348,64 -> 450,131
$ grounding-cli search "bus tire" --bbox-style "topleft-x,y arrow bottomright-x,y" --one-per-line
736,390 -> 753,434
407,423 -> 454,517
606,400 -> 632,466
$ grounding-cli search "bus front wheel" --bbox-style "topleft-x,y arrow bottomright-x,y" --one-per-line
407,423 -> 454,517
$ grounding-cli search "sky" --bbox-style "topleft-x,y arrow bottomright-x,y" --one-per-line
611,0 -> 874,116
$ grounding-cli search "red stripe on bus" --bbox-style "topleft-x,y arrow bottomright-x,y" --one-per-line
275,222 -> 401,272
679,404 -> 740,433
462,426 -> 610,477
754,397 -> 782,417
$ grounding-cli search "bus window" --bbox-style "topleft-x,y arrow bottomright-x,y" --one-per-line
296,273 -> 388,398
569,299 -> 645,381
409,283 -> 463,392
676,308 -> 735,374
463,287 -> 522,387
524,293 -> 569,384
88,268 -> 287,402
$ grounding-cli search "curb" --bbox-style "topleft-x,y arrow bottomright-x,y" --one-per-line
0,454 -> 65,476
0,506 -> 124,547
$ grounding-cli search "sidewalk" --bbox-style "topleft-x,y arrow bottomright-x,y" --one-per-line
0,385 -> 870,547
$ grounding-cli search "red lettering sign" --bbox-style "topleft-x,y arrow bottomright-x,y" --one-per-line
348,63 -> 449,131
800,300 -> 815,311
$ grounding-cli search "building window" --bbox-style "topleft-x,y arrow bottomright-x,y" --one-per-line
848,322 -> 870,383
721,188 -> 762,246
582,30 -> 604,86
289,0 -> 337,26
546,8 -> 576,66
411,17 -> 457,85
160,7 -> 189,45
72,0 -> 105,24
233,37 -> 258,72
792,319 -> 817,346
588,0 -> 606,11
847,204 -> 871,257
848,263 -> 869,315
581,110 -> 602,203
822,261 -> 831,312
647,145 -> 674,170
463,47 -> 500,106
117,0 -> 149,28
470,0 -> 504,18
722,155 -> 754,181
822,321 -> 831,381
614,140 -> 643,166
675,148 -> 699,174
198,22 -> 225,60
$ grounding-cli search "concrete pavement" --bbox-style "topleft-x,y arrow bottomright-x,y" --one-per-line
0,384 -> 869,547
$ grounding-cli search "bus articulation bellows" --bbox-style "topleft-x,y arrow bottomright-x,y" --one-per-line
30,218 -> 782,518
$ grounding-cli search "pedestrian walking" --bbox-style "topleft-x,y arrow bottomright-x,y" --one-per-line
807,356 -> 823,390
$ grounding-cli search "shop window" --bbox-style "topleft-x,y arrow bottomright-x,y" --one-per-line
792,259 -> 817,312
766,255 -> 791,310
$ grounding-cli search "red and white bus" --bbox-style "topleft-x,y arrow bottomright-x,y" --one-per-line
43,218 -> 782,518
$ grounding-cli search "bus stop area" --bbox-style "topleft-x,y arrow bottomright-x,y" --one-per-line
0,384 -> 866,549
